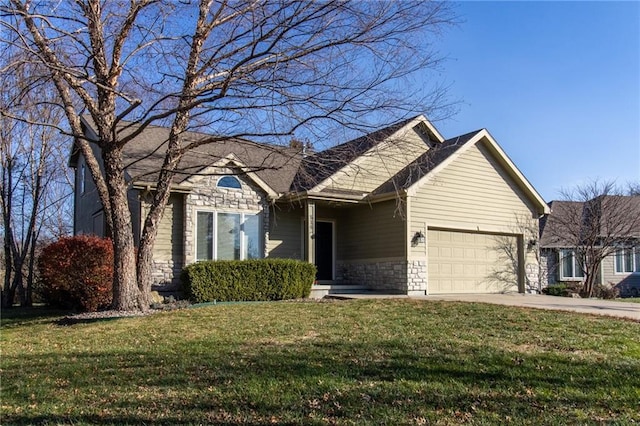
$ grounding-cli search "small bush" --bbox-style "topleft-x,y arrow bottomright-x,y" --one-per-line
542,283 -> 567,297
182,259 -> 316,303
593,282 -> 619,300
38,235 -> 113,312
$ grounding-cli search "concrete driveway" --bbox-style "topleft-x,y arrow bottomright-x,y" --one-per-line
338,293 -> 640,321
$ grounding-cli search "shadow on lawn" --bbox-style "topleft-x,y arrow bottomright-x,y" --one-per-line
3,337 -> 639,425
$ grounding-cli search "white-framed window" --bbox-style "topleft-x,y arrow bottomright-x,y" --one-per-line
559,249 -> 584,280
614,247 -> 640,274
217,175 -> 242,190
196,210 -> 261,261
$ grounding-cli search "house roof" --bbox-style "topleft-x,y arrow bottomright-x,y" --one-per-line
72,115 -> 549,214
291,116 -> 421,192
74,117 -> 302,194
540,196 -> 640,248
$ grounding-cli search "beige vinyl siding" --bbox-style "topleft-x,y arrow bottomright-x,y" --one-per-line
323,129 -> 428,193
601,255 -> 616,286
267,205 -> 303,259
410,142 -> 537,259
338,200 -> 405,261
141,194 -> 184,262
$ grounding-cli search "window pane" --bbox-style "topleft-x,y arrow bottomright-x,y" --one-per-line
574,256 -> 584,277
196,212 -> 213,261
624,249 -> 633,272
218,213 -> 240,260
561,250 -> 572,278
615,249 -> 623,273
635,248 -> 640,272
244,214 -> 261,259
217,176 -> 241,189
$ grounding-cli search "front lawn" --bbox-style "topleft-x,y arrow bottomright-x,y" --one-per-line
2,299 -> 639,425
619,297 -> 640,303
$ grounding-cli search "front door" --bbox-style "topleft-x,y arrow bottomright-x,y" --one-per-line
315,221 -> 334,281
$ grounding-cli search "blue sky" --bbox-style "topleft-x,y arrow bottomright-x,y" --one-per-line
431,1 -> 639,201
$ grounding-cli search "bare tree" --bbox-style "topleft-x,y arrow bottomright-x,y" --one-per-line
2,0 -> 456,311
489,214 -> 541,293
0,57 -> 72,307
542,180 -> 640,297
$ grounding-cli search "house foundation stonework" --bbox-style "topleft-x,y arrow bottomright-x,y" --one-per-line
150,259 -> 182,292
337,259 -> 427,294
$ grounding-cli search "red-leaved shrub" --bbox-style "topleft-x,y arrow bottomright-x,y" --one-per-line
38,235 -> 113,312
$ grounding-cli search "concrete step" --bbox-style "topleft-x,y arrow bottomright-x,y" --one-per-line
309,284 -> 370,299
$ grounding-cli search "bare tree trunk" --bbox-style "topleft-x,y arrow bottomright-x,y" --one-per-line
102,147 -> 142,311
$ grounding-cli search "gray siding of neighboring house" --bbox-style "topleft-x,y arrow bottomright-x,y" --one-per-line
541,249 -> 640,297
601,254 -> 640,296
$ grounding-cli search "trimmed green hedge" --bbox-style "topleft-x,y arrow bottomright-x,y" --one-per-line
182,259 -> 316,303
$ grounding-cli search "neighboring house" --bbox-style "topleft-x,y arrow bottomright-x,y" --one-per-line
70,115 -> 549,297
539,197 -> 640,296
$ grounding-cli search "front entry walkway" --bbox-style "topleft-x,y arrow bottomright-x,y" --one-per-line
334,293 -> 640,321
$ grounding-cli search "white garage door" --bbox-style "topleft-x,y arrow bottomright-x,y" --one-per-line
427,229 -> 518,294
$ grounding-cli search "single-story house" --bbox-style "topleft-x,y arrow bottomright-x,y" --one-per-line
539,197 -> 640,296
70,115 -> 549,297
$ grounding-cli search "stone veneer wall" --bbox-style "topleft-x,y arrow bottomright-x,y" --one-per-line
183,171 -> 270,266
151,259 -> 182,293
337,259 -> 427,295
539,249 -> 557,288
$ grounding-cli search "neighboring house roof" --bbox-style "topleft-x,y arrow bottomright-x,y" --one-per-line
72,117 -> 302,194
540,196 -> 640,248
539,200 -> 584,247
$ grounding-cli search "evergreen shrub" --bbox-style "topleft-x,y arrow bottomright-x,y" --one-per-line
182,259 -> 316,303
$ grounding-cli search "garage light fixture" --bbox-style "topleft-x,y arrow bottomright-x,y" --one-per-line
412,231 -> 426,245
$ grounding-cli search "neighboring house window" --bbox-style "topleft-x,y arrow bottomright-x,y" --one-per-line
615,248 -> 640,274
196,211 -> 261,261
559,249 -> 584,280
217,176 -> 242,189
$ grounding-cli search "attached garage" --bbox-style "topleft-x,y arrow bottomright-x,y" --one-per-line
427,229 -> 520,294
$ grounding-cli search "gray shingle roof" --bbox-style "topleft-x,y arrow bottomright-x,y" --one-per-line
540,196 -> 640,247
292,116 -> 419,191
77,119 -> 303,194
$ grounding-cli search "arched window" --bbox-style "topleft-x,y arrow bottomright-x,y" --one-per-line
217,176 -> 241,189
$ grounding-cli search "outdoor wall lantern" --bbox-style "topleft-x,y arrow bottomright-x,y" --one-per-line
527,239 -> 537,250
412,231 -> 426,245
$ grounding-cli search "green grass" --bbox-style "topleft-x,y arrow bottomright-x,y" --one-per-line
618,297 -> 640,303
2,299 -> 639,425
